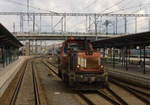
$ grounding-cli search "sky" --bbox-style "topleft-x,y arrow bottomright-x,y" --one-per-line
0,0 -> 150,33
0,0 -> 149,13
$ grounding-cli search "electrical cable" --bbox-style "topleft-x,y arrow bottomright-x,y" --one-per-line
104,3 -> 150,14
53,17 -> 63,30
71,0 -> 127,32
82,0 -> 99,10
5,0 -> 150,33
5,0 -> 58,13
99,0 -> 127,13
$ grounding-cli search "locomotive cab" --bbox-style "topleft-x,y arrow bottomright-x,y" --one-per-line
58,38 -> 108,90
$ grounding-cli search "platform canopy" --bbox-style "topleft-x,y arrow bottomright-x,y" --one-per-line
0,23 -> 23,48
92,31 -> 150,48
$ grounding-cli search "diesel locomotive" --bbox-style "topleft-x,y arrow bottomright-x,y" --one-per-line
58,38 -> 108,90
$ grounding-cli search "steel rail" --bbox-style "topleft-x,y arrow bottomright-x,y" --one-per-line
77,92 -> 96,105
46,60 -> 58,68
41,60 -> 58,76
127,86 -> 150,97
32,62 -> 40,105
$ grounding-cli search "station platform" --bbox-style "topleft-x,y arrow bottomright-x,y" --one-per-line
105,64 -> 150,88
0,56 -> 29,97
0,64 -> 3,71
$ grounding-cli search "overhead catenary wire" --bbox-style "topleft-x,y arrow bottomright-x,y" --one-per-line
66,0 -> 100,32
104,3 -> 150,14
99,0 -> 127,13
99,2 -> 150,34
70,0 -> 128,32
99,0 -> 148,14
65,0 -> 137,33
5,0 -> 59,32
4,0 -> 150,33
117,17 -> 148,29
82,0 -> 99,10
122,3 -> 150,14
92,1 -> 150,32
5,0 -> 58,13
82,6 -> 149,34
98,2 -> 150,34
104,16 -> 148,34
53,17 -> 63,30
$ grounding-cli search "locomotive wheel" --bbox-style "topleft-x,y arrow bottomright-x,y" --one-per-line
64,75 -> 67,83
66,75 -> 69,85
62,74 -> 74,87
104,82 -> 109,88
101,82 -> 109,88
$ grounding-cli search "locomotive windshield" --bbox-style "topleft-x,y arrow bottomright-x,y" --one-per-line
67,41 -> 91,51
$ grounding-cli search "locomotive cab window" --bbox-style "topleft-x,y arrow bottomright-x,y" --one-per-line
66,41 -> 91,51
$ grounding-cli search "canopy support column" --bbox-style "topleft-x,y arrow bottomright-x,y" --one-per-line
113,48 -> 115,68
143,45 -> 146,74
2,47 -> 5,68
140,46 -> 142,61
125,47 -> 128,71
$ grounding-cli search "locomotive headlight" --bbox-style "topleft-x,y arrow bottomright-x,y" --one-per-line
80,75 -> 84,78
100,65 -> 104,70
77,65 -> 80,68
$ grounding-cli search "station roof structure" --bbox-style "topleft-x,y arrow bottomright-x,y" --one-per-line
92,31 -> 150,49
0,23 -> 23,48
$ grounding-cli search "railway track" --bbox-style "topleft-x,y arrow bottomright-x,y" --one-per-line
97,88 -> 128,105
77,92 -> 96,105
46,60 -> 58,68
10,60 -> 40,105
10,61 -> 28,105
110,78 -> 150,105
42,59 -> 129,105
42,57 -> 150,105
77,89 -> 129,105
41,60 -> 58,76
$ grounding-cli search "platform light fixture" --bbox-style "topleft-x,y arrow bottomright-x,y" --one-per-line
136,46 -> 140,50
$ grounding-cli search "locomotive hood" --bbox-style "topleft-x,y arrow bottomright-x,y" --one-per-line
77,51 -> 102,71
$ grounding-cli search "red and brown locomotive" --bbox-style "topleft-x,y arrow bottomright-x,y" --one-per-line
58,38 -> 108,90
